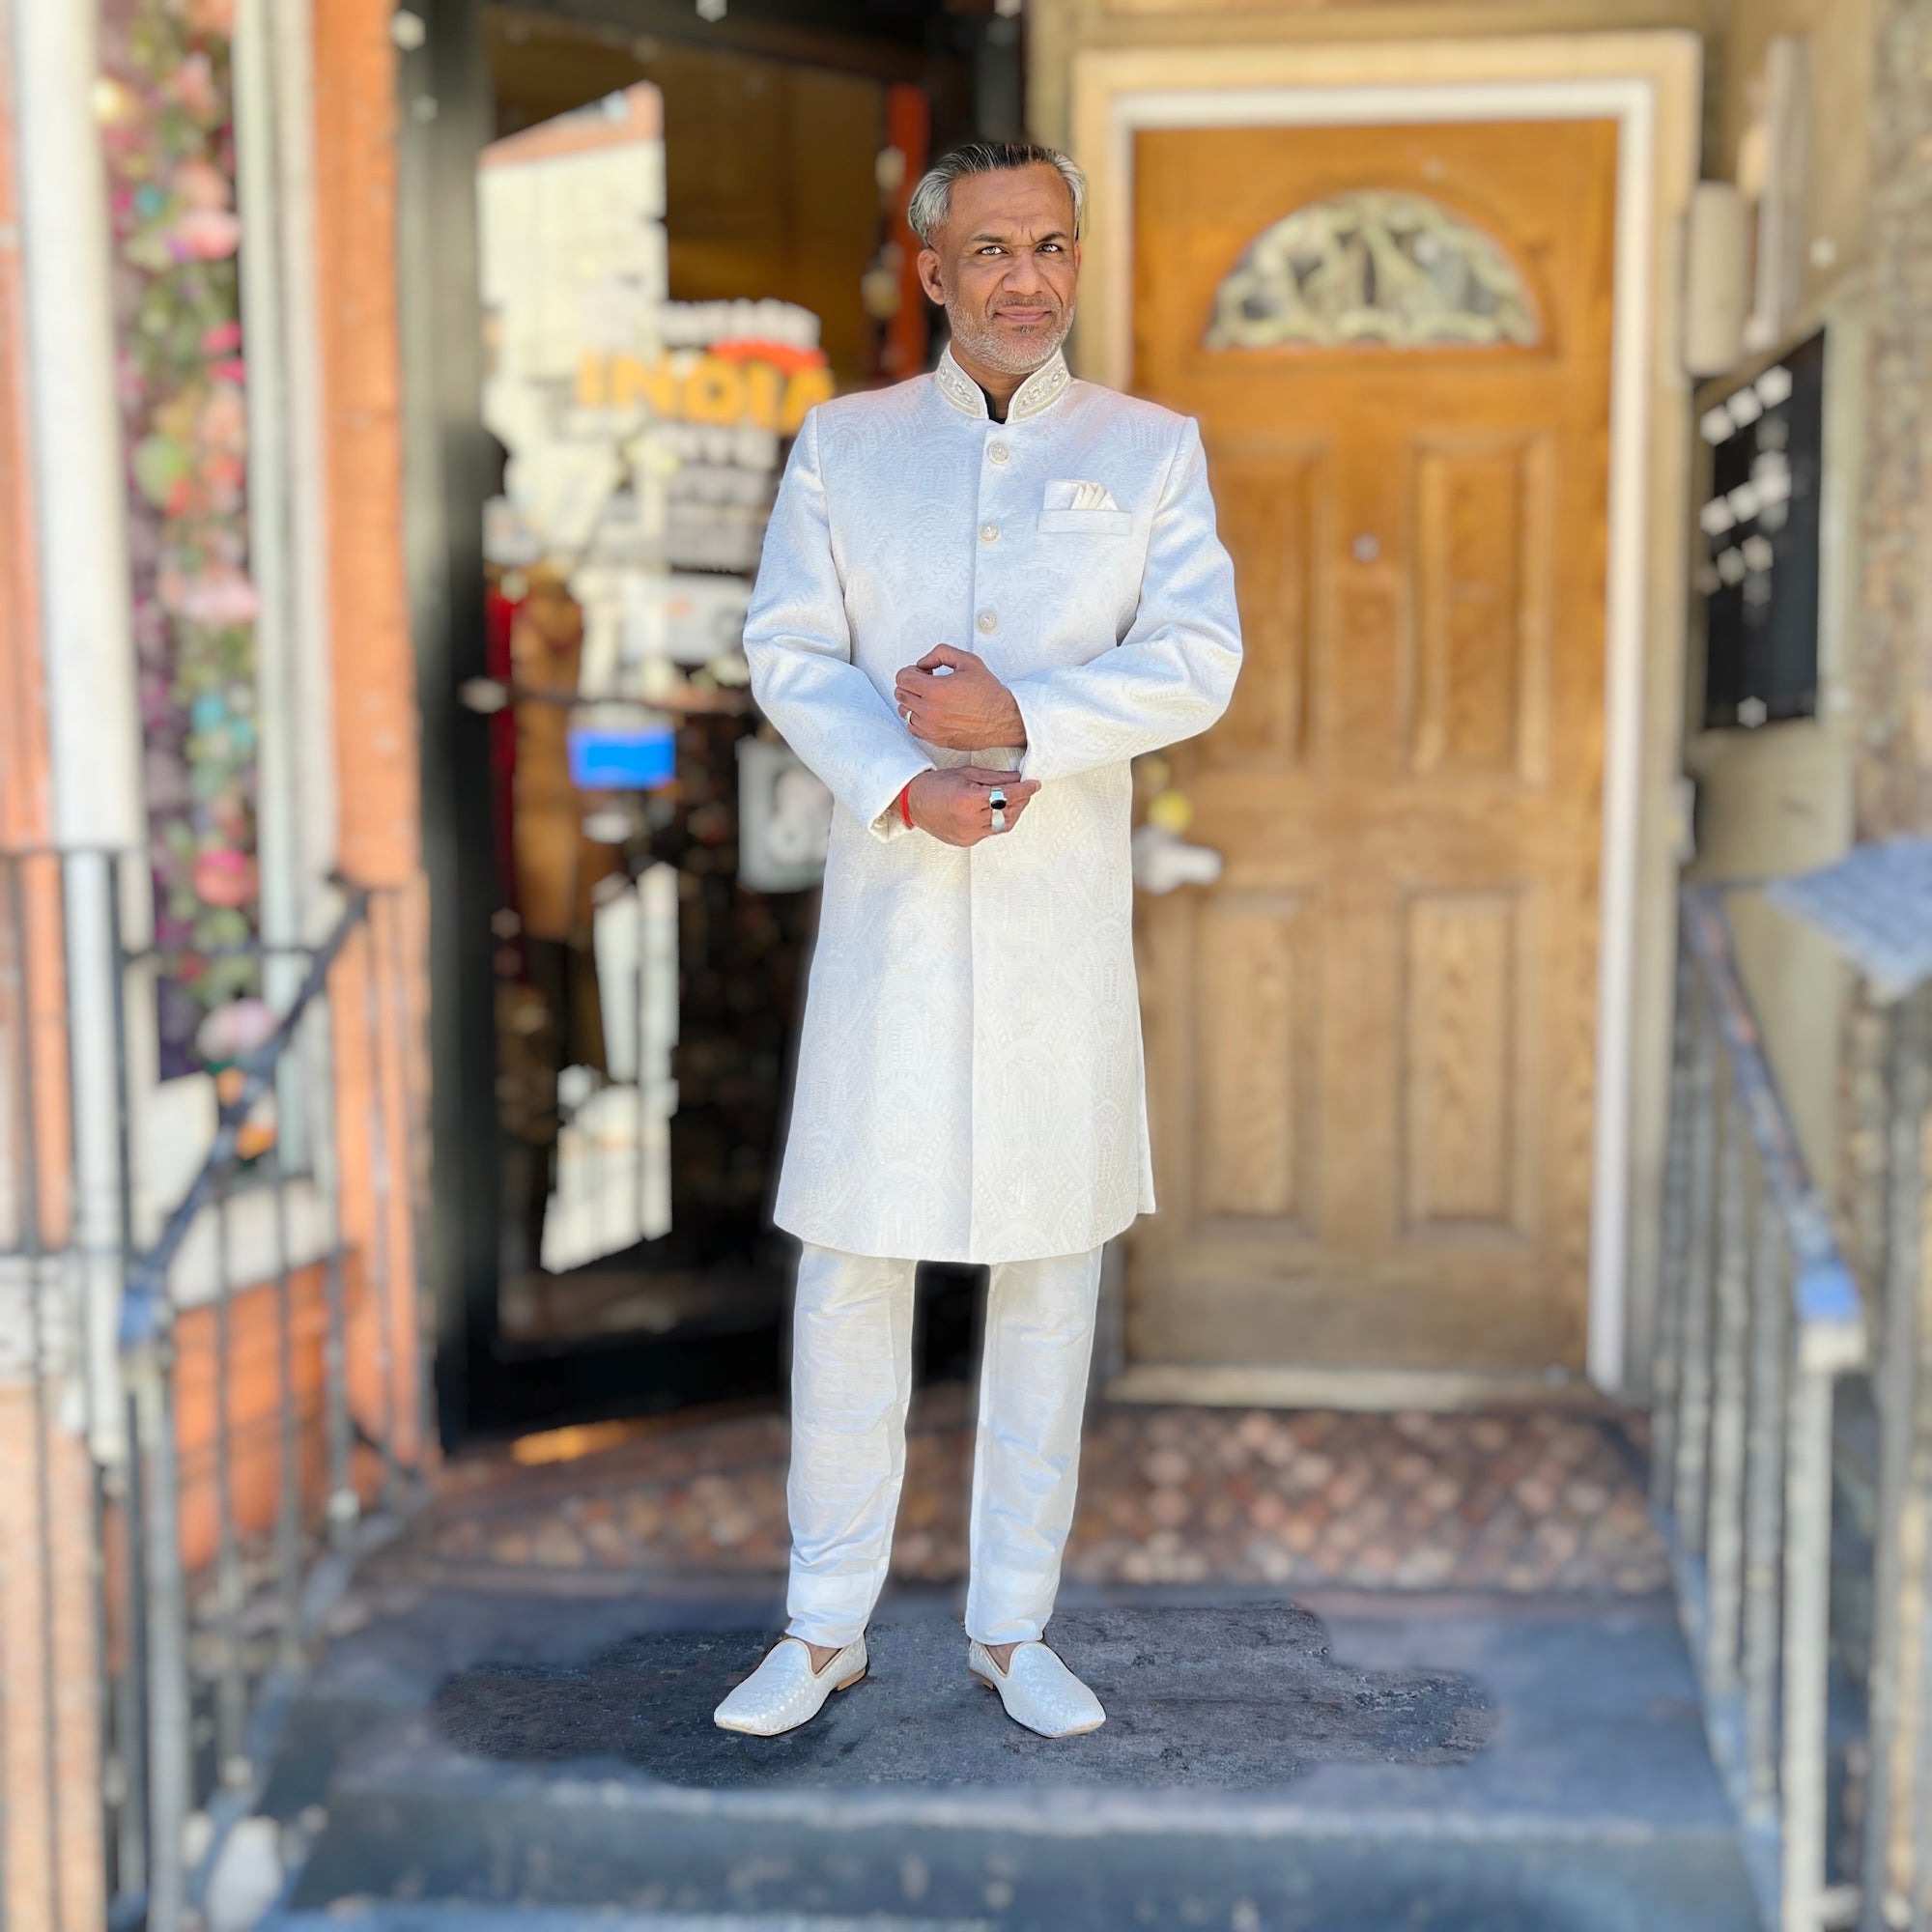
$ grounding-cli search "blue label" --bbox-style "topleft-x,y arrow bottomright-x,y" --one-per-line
567,725 -> 677,791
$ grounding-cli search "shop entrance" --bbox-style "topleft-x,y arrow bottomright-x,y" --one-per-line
404,1 -> 988,1440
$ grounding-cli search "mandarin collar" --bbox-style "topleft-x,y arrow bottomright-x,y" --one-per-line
933,344 -> 1071,424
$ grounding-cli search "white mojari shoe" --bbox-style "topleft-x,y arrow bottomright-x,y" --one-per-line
968,1638 -> 1106,1738
713,1634 -> 867,1737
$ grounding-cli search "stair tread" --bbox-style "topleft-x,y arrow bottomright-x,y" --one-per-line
277,1595 -> 1758,1928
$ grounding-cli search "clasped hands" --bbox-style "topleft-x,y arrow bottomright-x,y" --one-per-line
894,643 -> 1040,847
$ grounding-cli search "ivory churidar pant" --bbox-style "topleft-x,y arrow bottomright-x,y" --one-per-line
782,1240 -> 1104,1648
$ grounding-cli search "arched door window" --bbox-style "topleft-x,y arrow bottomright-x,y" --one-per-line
1205,189 -> 1541,351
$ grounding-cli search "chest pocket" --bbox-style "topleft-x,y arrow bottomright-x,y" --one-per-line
1039,477 -> 1130,536
1038,507 -> 1132,535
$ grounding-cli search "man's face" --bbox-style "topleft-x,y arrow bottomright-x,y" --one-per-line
917,163 -> 1080,378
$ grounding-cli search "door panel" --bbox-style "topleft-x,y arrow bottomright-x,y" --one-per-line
1130,118 -> 1617,1376
1401,888 -> 1523,1232
1207,454 -> 1323,769
1194,892 -> 1317,1229
1410,437 -> 1550,780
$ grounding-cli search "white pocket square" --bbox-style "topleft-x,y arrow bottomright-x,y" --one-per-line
1043,477 -> 1122,513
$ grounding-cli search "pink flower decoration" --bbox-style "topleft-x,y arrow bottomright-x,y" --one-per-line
172,208 -> 242,262
198,385 -> 248,454
175,568 -> 259,628
172,157 -> 230,211
201,321 -> 243,355
211,356 -> 246,385
185,0 -> 239,34
168,53 -> 219,121
192,848 -> 258,912
195,995 -> 274,1063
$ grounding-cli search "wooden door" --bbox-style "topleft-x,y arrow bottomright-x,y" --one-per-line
1130,120 -> 1618,1378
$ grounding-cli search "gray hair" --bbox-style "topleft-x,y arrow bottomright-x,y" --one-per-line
907,141 -> 1087,247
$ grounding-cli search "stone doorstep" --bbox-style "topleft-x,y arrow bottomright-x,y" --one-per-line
270,1914 -> 992,1932
275,1599 -> 1758,1931
282,1793 -> 1755,1932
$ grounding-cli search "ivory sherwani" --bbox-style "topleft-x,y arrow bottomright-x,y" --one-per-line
743,347 -> 1241,1265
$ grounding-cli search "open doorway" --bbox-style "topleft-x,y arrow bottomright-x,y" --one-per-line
406,1 -> 999,1440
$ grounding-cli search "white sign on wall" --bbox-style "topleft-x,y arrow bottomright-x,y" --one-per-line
736,737 -> 835,893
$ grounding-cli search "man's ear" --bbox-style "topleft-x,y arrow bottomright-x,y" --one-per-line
915,246 -> 946,306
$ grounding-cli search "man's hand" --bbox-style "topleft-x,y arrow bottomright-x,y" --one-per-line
905,766 -> 1039,847
895,645 -> 1028,752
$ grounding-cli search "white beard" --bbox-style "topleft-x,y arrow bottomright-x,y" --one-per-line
944,298 -> 1076,377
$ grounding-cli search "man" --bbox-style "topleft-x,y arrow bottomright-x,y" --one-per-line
716,141 -> 1241,1741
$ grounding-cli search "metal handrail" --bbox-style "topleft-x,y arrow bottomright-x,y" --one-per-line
1656,884 -> 1869,1932
0,848 -> 430,1932
1679,888 -> 1865,1362
119,882 -> 369,1346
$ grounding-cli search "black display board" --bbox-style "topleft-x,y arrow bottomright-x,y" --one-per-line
1697,328 -> 1826,730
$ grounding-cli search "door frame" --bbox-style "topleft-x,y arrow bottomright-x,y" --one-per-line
1068,32 -> 1701,1396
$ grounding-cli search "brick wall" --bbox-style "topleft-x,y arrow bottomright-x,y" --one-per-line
1854,0 -> 1932,840
1848,5 -> 1932,1901
313,0 -> 434,1473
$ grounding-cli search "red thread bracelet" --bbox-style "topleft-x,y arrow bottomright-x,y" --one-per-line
898,782 -> 914,829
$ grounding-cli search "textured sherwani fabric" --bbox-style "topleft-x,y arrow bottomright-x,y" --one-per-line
783,1240 -> 1104,1648
743,348 -> 1243,1264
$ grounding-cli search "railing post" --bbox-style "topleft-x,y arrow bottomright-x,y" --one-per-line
1914,1492 -> 1932,1932
310,991 -> 358,1548
1862,985 -> 1927,1931
1708,1094 -> 1752,1698
1783,1330 -> 1840,1931
1743,1195 -> 1789,1808
211,1174 -> 248,1792
1677,984 -> 1721,1554
270,1145 -> 303,1672
1652,935 -> 1698,1511
129,1338 -> 188,1932
359,918 -> 401,1502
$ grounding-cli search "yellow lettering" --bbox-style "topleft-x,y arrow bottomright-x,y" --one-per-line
742,361 -> 783,433
609,353 -> 679,417
781,366 -> 836,436
682,355 -> 745,426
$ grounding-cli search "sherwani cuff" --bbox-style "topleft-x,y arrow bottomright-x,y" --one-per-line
861,752 -> 936,843
1008,676 -> 1064,785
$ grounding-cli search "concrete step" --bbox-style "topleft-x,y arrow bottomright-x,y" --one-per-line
264,1591 -> 1756,1932
272,1912 -> 991,1932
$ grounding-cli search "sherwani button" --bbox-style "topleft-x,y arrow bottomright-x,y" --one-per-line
988,441 -> 1010,465
977,610 -> 999,635
980,523 -> 1000,544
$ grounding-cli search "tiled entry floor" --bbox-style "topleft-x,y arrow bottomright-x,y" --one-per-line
402,1389 -> 1667,1599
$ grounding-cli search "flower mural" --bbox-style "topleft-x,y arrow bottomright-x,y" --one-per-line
99,0 -> 259,1077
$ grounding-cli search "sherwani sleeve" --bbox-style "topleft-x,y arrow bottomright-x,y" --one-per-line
1008,416 -> 1241,784
743,410 -> 934,841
